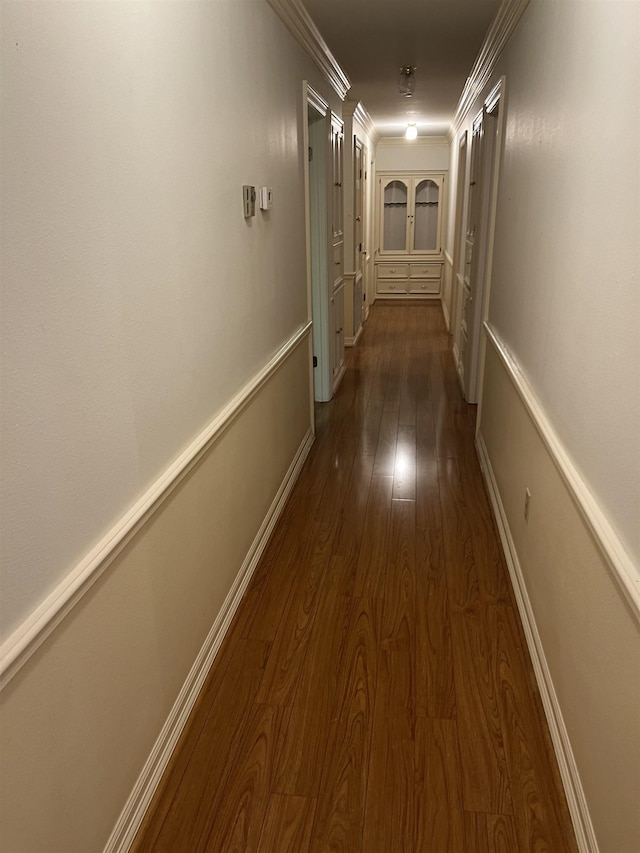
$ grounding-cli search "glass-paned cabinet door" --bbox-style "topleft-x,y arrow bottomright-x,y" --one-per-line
382,178 -> 409,252
412,178 -> 441,252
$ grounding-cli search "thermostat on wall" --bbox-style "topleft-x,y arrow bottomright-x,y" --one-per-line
243,185 -> 256,218
259,187 -> 273,211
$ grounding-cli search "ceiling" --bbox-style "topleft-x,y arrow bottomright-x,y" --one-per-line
302,0 -> 501,136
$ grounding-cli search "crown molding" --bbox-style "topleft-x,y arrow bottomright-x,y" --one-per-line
353,102 -> 379,144
342,100 -> 357,119
342,100 -> 379,145
453,0 -> 530,131
267,0 -> 351,101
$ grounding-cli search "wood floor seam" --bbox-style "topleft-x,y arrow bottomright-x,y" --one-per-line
132,305 -> 578,853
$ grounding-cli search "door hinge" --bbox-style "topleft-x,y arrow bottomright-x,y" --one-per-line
308,147 -> 313,162
313,355 -> 318,367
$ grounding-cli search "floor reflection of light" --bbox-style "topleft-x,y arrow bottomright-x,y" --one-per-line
395,448 -> 409,477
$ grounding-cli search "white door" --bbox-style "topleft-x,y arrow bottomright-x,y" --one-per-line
329,115 -> 345,389
354,140 -> 364,333
306,97 -> 331,402
462,102 -> 500,404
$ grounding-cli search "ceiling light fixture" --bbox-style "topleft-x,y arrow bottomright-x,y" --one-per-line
405,123 -> 418,140
398,65 -> 417,98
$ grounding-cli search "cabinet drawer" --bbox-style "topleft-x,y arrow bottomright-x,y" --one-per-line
377,263 -> 408,279
377,279 -> 408,294
409,279 -> 440,295
409,263 -> 441,279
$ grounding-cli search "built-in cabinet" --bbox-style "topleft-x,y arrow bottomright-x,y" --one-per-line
375,171 -> 446,300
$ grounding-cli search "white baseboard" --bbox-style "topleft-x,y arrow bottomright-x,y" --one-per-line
345,324 -> 363,348
332,361 -> 346,393
452,342 -> 465,395
475,433 -> 599,853
441,297 -> 451,332
104,425 -> 314,853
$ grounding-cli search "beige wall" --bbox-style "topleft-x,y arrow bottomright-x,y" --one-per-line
375,136 -> 450,173
480,343 -> 640,853
448,1 -> 640,850
0,339 -> 313,852
0,0 -> 339,637
0,1 -> 340,849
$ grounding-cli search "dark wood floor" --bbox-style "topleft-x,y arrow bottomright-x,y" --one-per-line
133,304 -> 578,853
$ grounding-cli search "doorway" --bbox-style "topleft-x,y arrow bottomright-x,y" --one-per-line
451,130 -> 468,382
304,86 -> 331,402
353,138 -> 364,337
459,79 -> 504,405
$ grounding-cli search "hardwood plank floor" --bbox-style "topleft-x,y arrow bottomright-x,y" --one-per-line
133,304 -> 578,853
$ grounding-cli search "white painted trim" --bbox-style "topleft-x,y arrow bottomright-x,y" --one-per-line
332,361 -> 346,393
345,324 -> 363,348
0,322 -> 314,691
475,433 -> 599,853
376,168 -> 449,177
483,322 -> 640,622
353,102 -> 378,145
306,82 -> 329,117
452,0 -> 530,132
103,425 -> 315,853
453,342 -> 465,395
442,248 -> 453,331
266,0 -> 350,100
441,297 -> 451,332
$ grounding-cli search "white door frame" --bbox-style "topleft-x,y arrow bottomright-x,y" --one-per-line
451,130 -> 468,381
475,77 -> 506,426
303,83 -> 331,404
463,76 -> 506,406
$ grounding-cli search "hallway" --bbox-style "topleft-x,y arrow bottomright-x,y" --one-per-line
133,304 -> 577,852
